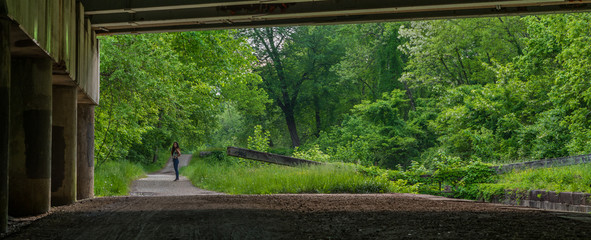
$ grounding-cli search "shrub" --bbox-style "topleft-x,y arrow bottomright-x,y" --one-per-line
293,145 -> 332,162
247,125 -> 270,152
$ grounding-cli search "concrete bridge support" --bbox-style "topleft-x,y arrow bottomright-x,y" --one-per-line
51,86 -> 77,206
8,57 -> 52,217
77,104 -> 94,200
1,0 -> 100,224
0,2 -> 10,232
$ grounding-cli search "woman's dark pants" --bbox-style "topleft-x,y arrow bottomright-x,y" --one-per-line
173,158 -> 180,180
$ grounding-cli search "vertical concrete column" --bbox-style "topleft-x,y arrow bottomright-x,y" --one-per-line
51,86 -> 77,206
77,104 -> 94,200
0,3 -> 11,232
9,57 -> 52,217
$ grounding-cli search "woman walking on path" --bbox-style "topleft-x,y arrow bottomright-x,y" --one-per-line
171,142 -> 181,181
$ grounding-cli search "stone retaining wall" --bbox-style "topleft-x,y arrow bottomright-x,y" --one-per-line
489,189 -> 591,213
493,153 -> 591,174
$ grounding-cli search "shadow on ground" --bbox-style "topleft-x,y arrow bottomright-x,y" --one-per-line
3,194 -> 591,239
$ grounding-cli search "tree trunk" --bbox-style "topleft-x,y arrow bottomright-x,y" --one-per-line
255,28 -> 302,148
313,94 -> 321,137
403,81 -> 416,111
314,109 -> 321,138
497,17 -> 524,56
439,57 -> 461,85
152,147 -> 159,163
454,48 -> 470,85
283,107 -> 301,147
152,109 -> 163,163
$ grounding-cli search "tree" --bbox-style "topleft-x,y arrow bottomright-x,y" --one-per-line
333,23 -> 406,101
248,26 -> 343,147
399,17 -> 526,95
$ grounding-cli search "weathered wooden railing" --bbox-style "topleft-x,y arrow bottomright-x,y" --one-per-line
227,147 -> 322,167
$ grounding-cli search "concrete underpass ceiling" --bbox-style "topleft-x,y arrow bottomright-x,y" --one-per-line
83,0 -> 591,35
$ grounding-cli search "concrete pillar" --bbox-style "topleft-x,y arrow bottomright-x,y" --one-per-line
1,3 -> 11,232
8,57 -> 52,217
51,86 -> 77,206
77,104 -> 94,200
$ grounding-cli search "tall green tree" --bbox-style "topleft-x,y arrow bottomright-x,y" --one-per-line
248,26 -> 343,147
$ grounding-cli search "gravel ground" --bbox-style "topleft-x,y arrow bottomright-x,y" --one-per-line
3,155 -> 591,239
129,154 -> 223,196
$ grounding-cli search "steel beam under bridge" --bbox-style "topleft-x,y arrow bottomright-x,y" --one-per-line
82,0 -> 591,35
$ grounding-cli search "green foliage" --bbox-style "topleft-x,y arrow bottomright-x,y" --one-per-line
94,161 -> 145,196
182,155 -> 417,194
247,125 -> 270,152
395,13 -> 591,163
459,163 -> 591,201
314,89 -> 426,168
334,23 -> 406,101
399,17 -> 525,89
486,164 -> 591,193
208,104 -> 248,148
141,150 -> 172,173
293,145 -> 331,162
97,14 -> 591,199
97,30 -> 268,167
354,164 -> 407,182
353,158 -> 496,197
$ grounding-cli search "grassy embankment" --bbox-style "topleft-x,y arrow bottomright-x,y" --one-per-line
182,153 -> 417,194
352,159 -> 591,200
94,151 -> 170,196
474,163 -> 591,199
181,150 -> 591,197
95,147 -> 591,198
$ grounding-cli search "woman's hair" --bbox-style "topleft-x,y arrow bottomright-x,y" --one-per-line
171,142 -> 180,155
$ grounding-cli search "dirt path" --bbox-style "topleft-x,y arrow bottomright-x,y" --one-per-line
4,157 -> 591,239
129,154 -> 222,196
4,193 -> 591,239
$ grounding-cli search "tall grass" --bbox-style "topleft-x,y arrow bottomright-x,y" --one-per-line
485,163 -> 591,193
182,156 -> 417,194
94,161 -> 145,196
94,150 -> 171,196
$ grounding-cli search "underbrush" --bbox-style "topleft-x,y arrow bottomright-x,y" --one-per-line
354,158 -> 498,199
182,154 -> 417,194
94,161 -> 145,196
